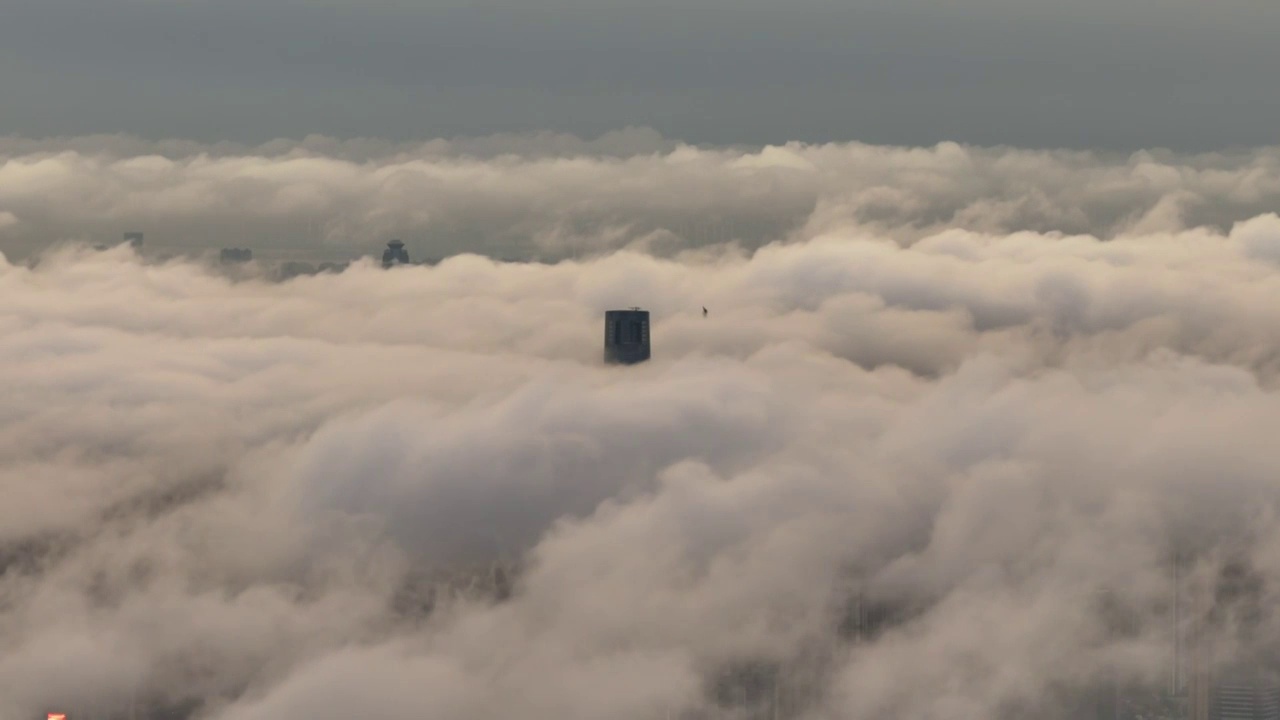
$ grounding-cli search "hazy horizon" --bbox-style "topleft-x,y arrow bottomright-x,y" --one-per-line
5,129 -> 1280,265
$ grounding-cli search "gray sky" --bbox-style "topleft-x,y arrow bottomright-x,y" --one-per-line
3,0 -> 1280,150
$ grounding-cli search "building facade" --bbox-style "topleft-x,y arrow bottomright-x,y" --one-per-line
1210,675 -> 1280,720
603,308 -> 650,364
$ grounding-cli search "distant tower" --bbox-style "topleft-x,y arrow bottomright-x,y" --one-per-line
123,232 -> 143,249
382,239 -> 410,268
604,308 -> 650,365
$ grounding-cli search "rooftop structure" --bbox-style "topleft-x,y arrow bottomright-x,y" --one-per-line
604,307 -> 650,365
382,239 -> 410,268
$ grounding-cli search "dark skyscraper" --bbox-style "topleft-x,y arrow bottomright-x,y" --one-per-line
603,308 -> 650,365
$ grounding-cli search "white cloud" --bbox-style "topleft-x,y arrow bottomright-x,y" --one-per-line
5,134 -> 1280,265
6,139 -> 1280,719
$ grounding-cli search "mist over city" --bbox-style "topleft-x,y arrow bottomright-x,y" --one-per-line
4,134 -> 1280,719
6,0 -> 1280,719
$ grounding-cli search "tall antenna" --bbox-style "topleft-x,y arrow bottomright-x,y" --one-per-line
1188,586 -> 1210,720
772,675 -> 781,720
1172,549 -> 1181,695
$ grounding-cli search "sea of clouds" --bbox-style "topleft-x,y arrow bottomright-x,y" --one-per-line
4,129 -> 1280,261
5,133 -> 1280,719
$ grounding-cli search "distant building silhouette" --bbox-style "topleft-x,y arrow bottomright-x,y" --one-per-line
271,260 -> 348,280
837,593 -> 915,643
219,248 -> 252,264
278,261 -> 317,280
1209,672 -> 1280,720
1187,558 -> 1280,720
382,239 -> 410,268
604,308 -> 650,365
95,232 -> 143,252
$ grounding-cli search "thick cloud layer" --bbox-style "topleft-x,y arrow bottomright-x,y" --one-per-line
4,134 -> 1280,265
7,140 -> 1280,719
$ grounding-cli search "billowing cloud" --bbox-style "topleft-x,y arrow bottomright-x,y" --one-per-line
6,138 -> 1280,720
4,134 -> 1280,266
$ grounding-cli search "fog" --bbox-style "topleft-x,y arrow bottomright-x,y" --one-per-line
6,137 -> 1280,719
5,133 -> 1280,266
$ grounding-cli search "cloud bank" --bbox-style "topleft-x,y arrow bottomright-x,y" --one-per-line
4,132 -> 1280,264
5,137 -> 1280,719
